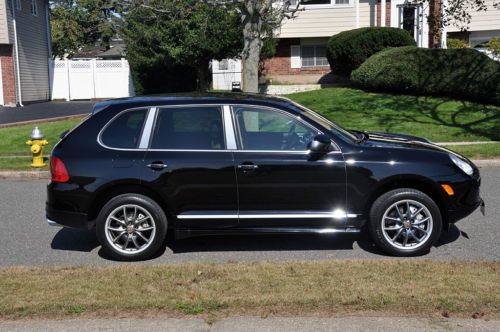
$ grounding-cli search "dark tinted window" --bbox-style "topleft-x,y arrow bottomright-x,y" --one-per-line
150,107 -> 224,150
101,109 -> 148,148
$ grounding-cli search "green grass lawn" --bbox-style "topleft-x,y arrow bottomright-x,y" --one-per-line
0,118 -> 84,156
288,88 -> 500,143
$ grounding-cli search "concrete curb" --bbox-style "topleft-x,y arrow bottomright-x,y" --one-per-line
0,114 -> 88,129
0,170 -> 50,180
0,159 -> 498,180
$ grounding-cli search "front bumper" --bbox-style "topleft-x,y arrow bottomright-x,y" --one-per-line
446,172 -> 482,223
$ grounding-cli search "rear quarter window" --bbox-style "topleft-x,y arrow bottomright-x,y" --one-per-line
100,108 -> 148,149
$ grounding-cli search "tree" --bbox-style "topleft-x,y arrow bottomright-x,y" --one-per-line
217,0 -> 300,93
50,0 -> 120,58
121,0 -> 242,92
125,1 -> 300,92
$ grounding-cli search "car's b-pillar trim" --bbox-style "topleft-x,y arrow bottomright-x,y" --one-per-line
223,105 -> 237,150
138,107 -> 158,149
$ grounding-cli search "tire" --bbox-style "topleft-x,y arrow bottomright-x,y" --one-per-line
368,188 -> 442,256
96,194 -> 167,261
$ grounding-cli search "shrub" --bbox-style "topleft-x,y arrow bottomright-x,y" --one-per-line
351,46 -> 500,105
447,38 -> 469,49
326,27 -> 416,76
486,37 -> 500,58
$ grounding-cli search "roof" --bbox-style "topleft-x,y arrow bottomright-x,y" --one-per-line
92,93 -> 297,114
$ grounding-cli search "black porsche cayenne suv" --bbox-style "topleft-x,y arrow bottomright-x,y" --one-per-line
46,93 -> 483,260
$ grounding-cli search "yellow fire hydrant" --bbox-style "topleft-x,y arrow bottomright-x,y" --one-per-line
26,127 -> 48,168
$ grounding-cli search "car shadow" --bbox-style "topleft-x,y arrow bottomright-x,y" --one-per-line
49,224 -> 464,259
51,228 -> 99,252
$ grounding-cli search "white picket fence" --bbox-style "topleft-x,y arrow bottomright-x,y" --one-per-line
50,59 -> 135,101
212,59 -> 242,90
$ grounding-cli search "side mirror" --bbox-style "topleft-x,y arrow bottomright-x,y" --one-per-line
309,134 -> 333,154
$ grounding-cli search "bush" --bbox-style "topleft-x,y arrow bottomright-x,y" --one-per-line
326,27 -> 416,76
351,46 -> 500,105
486,37 -> 500,58
447,38 -> 469,49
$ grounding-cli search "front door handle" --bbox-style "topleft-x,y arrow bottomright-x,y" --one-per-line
147,162 -> 168,170
238,163 -> 259,171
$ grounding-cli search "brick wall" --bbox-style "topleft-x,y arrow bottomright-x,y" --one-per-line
376,0 -> 391,27
261,39 -> 330,77
0,44 -> 17,106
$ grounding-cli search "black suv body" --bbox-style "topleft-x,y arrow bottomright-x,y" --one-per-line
46,94 -> 483,260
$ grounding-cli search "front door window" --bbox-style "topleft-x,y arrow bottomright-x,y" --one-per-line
233,106 -> 318,151
398,4 -> 423,47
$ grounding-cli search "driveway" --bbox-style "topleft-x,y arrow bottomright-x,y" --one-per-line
0,166 -> 498,267
0,101 -> 94,125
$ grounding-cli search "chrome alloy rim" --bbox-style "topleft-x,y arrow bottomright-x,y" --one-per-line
104,204 -> 156,255
381,199 -> 433,250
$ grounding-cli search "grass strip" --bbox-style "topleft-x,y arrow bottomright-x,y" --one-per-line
443,143 -> 500,160
0,260 -> 498,320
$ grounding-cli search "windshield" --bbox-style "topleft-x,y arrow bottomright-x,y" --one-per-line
290,101 -> 358,142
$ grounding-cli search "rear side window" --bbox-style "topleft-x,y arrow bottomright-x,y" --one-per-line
150,107 -> 224,150
101,109 -> 148,148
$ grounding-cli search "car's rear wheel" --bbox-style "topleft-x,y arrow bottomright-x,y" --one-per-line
369,188 -> 442,256
96,194 -> 167,261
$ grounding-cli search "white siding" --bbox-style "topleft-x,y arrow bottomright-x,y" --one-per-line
11,0 -> 50,102
279,0 -> 376,38
0,0 -> 9,43
448,0 -> 500,32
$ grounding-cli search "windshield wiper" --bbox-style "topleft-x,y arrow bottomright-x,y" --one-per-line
350,130 -> 369,143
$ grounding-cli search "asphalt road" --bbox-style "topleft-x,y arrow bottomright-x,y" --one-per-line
0,101 -> 93,125
0,167 -> 498,267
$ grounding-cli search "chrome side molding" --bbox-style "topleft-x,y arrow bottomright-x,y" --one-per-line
47,219 -> 62,227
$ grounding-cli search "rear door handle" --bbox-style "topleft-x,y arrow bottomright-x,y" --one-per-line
238,163 -> 259,171
147,162 -> 168,170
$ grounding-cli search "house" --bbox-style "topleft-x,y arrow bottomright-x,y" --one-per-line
261,0 -> 500,84
0,0 -> 51,106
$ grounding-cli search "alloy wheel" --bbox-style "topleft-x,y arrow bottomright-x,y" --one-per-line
381,199 -> 433,250
104,204 -> 156,255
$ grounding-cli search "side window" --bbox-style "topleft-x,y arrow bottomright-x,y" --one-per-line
101,109 -> 148,149
233,106 -> 319,151
150,107 -> 224,150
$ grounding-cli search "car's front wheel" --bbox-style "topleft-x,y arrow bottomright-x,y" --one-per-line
96,194 -> 167,261
369,188 -> 442,256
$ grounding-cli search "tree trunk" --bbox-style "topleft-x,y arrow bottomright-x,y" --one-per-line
241,10 -> 262,93
196,62 -> 210,92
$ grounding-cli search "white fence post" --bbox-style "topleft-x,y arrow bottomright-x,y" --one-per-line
65,59 -> 71,101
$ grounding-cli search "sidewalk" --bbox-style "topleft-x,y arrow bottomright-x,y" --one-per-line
0,101 -> 94,125
1,317 -> 498,332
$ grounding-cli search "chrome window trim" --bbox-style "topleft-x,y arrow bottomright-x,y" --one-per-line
138,107 -> 158,149
97,106 -> 151,151
229,104 -> 342,153
223,105 -> 237,150
96,103 -> 343,155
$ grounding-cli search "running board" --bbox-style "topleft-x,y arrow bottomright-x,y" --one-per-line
175,227 -> 360,240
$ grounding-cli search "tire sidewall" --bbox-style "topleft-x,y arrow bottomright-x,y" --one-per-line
96,194 -> 167,261
369,189 -> 442,256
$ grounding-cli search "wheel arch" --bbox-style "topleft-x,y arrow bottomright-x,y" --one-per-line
364,175 -> 449,228
88,181 -> 171,222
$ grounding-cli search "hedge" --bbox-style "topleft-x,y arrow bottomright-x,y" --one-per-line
326,27 -> 416,76
351,46 -> 500,105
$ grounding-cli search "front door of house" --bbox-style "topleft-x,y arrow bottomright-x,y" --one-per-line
398,4 -> 424,47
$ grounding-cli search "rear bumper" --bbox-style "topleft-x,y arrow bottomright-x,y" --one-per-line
46,203 -> 94,229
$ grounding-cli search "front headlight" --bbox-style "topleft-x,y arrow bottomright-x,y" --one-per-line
449,154 -> 474,176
